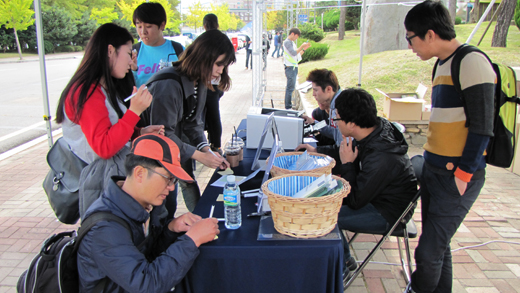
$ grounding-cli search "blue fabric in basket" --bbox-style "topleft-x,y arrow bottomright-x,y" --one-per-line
267,176 -> 318,197
274,155 -> 323,170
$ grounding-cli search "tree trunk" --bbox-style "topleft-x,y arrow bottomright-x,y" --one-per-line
449,0 -> 457,24
470,0 -> 480,23
13,28 -> 23,60
338,1 -> 346,40
492,0 -> 517,47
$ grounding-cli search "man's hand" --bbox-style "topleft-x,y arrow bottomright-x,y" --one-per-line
339,136 -> 358,164
141,125 -> 165,136
454,176 -> 467,196
185,218 -> 220,247
300,114 -> 314,125
168,212 -> 202,233
295,143 -> 317,153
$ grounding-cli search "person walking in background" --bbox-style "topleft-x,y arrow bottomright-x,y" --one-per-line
271,31 -> 281,58
262,34 -> 270,71
404,1 -> 495,292
245,34 -> 252,70
130,2 -> 184,87
203,13 -> 225,155
55,23 -> 164,217
283,28 -> 310,109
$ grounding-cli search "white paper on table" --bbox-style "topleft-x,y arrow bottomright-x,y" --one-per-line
210,175 -> 247,187
303,137 -> 318,143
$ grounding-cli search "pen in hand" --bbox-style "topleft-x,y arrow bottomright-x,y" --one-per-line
124,86 -> 148,102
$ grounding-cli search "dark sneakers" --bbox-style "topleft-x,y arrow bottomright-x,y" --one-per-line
342,256 -> 358,286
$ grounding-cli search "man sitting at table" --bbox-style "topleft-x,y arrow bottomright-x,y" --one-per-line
77,134 -> 220,292
331,88 -> 417,281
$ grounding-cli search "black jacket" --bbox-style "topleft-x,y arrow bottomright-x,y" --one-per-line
323,118 -> 417,224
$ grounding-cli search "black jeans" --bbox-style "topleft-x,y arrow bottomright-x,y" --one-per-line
411,163 -> 485,293
246,49 -> 252,69
204,89 -> 223,148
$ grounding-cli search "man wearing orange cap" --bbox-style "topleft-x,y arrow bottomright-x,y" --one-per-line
77,134 -> 219,292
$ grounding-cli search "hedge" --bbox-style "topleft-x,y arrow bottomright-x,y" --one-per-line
300,23 -> 325,42
297,39 -> 329,63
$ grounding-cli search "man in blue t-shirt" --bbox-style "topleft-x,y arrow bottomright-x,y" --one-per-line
131,3 -> 184,87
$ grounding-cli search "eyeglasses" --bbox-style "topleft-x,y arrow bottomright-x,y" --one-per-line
145,167 -> 178,186
405,34 -> 417,46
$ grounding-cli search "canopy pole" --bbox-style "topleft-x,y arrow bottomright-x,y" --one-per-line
33,0 -> 53,148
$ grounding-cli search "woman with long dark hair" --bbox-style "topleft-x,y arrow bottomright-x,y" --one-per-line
146,29 -> 236,216
56,23 -> 164,217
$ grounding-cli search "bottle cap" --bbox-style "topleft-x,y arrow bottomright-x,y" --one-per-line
227,175 -> 236,183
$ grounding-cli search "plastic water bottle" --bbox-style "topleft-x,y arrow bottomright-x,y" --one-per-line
224,175 -> 241,229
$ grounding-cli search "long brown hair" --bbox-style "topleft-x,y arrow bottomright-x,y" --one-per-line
173,30 -> 235,91
55,23 -> 134,123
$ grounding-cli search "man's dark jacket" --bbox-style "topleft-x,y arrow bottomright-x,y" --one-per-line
77,177 -> 199,293
323,118 -> 417,224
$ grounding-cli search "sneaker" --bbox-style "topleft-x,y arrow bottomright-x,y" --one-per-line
346,256 -> 358,272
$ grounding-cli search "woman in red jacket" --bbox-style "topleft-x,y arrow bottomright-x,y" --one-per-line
56,23 -> 163,164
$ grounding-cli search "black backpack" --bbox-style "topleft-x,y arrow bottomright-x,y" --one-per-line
433,44 -> 520,168
17,212 -> 132,293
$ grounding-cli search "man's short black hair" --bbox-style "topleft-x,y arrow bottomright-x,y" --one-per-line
133,2 -> 167,27
203,13 -> 219,30
404,0 -> 456,41
307,69 -> 339,93
289,28 -> 301,36
335,88 -> 378,128
124,153 -> 162,178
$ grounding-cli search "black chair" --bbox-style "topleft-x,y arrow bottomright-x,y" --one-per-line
343,155 -> 424,289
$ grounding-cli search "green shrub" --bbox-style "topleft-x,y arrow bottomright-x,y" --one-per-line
55,45 -> 75,52
300,23 -> 325,42
74,45 -> 83,52
455,16 -> 462,25
297,39 -> 329,63
344,21 -> 355,31
44,40 -> 54,54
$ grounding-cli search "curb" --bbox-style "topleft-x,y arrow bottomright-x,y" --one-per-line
0,55 -> 82,64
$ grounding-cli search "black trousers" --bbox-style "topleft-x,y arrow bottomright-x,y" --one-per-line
204,88 -> 224,148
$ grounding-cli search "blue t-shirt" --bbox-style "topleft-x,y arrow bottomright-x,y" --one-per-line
133,40 -> 183,87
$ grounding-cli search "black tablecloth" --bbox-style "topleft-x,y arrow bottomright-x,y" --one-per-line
175,145 -> 344,293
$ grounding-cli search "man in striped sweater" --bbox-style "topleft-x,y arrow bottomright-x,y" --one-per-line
404,1 -> 495,292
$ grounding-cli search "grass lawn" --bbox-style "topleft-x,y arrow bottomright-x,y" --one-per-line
0,52 -> 38,59
298,23 -> 520,112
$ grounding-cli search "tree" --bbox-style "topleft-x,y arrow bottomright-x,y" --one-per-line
266,11 -> 286,31
515,0 -> 520,30
449,0 -> 457,24
90,7 -> 119,25
0,0 -> 35,60
0,25 -> 14,53
118,0 -> 181,35
42,6 -> 77,52
74,11 -> 97,46
185,2 -> 207,32
492,0 -> 517,47
338,1 -> 346,40
41,0 -> 87,19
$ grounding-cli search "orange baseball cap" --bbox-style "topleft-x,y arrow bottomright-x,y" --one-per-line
130,134 -> 194,183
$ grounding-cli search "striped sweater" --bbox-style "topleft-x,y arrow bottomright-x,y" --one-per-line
424,46 -> 495,182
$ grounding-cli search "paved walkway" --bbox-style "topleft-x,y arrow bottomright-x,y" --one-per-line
1,50 -> 520,293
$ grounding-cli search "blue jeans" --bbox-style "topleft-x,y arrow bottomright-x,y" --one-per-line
272,44 -> 281,57
285,66 -> 298,109
411,163 -> 485,293
337,203 -> 389,262
246,49 -> 252,69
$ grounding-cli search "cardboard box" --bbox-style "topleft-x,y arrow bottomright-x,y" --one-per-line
422,104 -> 432,121
377,84 -> 427,121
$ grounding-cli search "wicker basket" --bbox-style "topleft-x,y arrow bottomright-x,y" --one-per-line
261,173 -> 350,238
267,151 -> 336,178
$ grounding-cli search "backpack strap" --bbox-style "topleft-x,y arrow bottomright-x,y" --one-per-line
448,44 -> 493,128
171,40 -> 184,58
